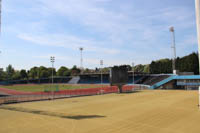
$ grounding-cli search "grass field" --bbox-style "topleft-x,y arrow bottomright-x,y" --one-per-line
0,90 -> 200,133
0,84 -> 106,92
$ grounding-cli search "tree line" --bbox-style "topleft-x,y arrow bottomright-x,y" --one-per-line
0,52 -> 199,81
134,52 -> 199,74
0,65 -> 81,81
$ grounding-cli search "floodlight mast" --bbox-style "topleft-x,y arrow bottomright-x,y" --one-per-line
0,0 -> 2,35
50,56 -> 55,100
132,62 -> 134,85
100,60 -> 103,87
79,47 -> 83,72
0,0 -> 2,54
169,26 -> 176,74
195,0 -> 200,108
195,0 -> 200,75
50,56 -> 55,84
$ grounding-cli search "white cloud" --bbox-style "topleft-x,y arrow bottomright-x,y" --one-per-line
1,0 -> 197,69
17,33 -> 120,55
34,0 -> 195,45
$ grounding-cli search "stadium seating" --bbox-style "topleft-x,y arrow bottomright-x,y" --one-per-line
141,75 -> 170,86
78,75 -> 109,84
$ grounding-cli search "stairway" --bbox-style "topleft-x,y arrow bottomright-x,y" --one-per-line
68,76 -> 80,84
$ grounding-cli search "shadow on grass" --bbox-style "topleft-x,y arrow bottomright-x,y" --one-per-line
61,115 -> 105,120
0,106 -> 105,120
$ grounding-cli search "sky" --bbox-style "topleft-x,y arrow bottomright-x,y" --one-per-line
0,0 -> 198,70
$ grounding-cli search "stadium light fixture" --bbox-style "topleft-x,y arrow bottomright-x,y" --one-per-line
195,0 -> 200,108
169,26 -> 177,74
79,47 -> 84,72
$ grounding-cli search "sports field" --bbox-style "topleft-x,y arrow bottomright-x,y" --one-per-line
0,90 -> 200,133
0,84 -> 105,92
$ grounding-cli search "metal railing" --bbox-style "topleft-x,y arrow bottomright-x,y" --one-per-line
0,85 -> 150,105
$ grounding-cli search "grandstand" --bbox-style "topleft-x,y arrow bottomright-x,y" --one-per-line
79,74 -> 109,84
0,76 -> 72,85
139,75 -> 171,86
1,71 -> 200,90
151,75 -> 200,90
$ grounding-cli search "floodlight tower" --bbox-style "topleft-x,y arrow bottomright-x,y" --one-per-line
50,56 -> 55,100
195,0 -> 200,74
0,0 -> 2,35
169,26 -> 177,74
79,47 -> 84,71
50,56 -> 55,84
0,0 -> 2,54
195,0 -> 200,108
132,62 -> 134,85
100,60 -> 103,86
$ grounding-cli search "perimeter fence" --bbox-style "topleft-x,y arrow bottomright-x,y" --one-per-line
0,85 -> 149,105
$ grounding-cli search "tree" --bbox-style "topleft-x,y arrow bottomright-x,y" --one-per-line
39,66 -> 51,78
6,64 -> 15,80
20,69 -> 28,80
143,65 -> 150,73
12,71 -> 21,80
149,52 -> 199,74
57,66 -> 70,76
28,67 -> 39,79
0,69 -> 7,81
71,65 -> 81,75
134,64 -> 145,73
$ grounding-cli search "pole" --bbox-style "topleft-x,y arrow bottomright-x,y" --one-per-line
52,61 -> 54,84
132,63 -> 134,85
195,0 -> 200,74
170,27 -> 176,74
0,0 -> 2,35
52,61 -> 54,100
79,47 -> 83,72
198,83 -> 200,109
195,0 -> 200,108
50,56 -> 55,100
81,50 -> 82,69
0,0 -> 2,54
100,60 -> 103,90
172,30 -> 176,71
132,63 -> 134,91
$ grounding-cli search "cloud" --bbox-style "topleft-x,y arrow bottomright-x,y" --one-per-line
2,0 -> 197,69
17,33 -> 120,55
34,0 -> 195,45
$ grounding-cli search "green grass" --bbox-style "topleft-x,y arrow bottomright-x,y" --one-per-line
0,84 -> 107,92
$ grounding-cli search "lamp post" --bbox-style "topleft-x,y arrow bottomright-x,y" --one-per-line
169,26 -> 176,74
195,0 -> 200,108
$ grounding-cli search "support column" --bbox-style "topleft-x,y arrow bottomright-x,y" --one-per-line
195,0 -> 200,74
